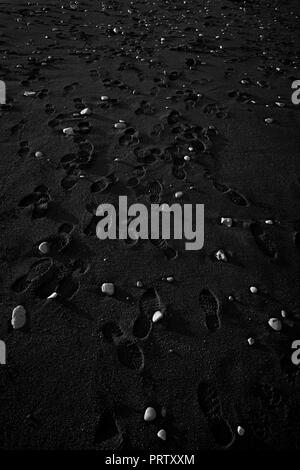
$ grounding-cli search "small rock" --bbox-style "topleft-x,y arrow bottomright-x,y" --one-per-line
100,95 -> 109,101
237,426 -> 245,436
63,127 -> 75,136
136,280 -> 143,288
215,249 -> 228,262
264,117 -> 274,124
80,107 -> 92,115
114,122 -> 126,130
11,305 -> 26,329
144,407 -> 156,422
38,241 -> 49,254
35,151 -> 44,159
281,309 -> 287,318
268,317 -> 282,331
166,276 -> 174,283
47,292 -> 58,300
265,219 -> 274,225
249,286 -> 258,294
184,155 -> 191,161
101,282 -> 115,296
152,311 -> 164,323
24,91 -> 36,97
221,217 -> 233,227
175,191 -> 183,199
157,429 -> 167,441
247,337 -> 255,346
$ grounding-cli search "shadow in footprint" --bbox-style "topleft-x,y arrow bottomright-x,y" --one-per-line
94,411 -> 123,450
250,223 -> 278,259
197,382 -> 234,448
199,289 -> 220,332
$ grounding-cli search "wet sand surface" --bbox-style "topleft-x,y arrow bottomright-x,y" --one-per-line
0,0 -> 300,450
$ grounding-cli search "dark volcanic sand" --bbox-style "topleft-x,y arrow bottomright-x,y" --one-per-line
0,0 -> 300,451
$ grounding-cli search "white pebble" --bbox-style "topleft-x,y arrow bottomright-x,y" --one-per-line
101,282 -> 115,296
136,280 -> 143,288
157,429 -> 167,441
264,117 -> 274,124
152,311 -> 163,323
38,242 -> 49,254
268,317 -> 282,331
221,217 -> 233,227
184,155 -> 191,161
35,151 -> 44,159
47,292 -> 58,300
144,407 -> 156,422
175,191 -> 183,199
247,337 -> 255,346
11,305 -> 26,329
114,122 -> 126,129
166,276 -> 174,282
80,107 -> 92,115
237,426 -> 245,436
265,219 -> 274,225
24,91 -> 36,97
215,249 -> 228,262
281,309 -> 287,318
249,286 -> 258,294
63,127 -> 75,136
100,95 -> 109,101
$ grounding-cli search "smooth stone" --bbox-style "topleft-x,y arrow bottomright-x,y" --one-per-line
268,317 -> 282,331
157,429 -> 167,441
100,95 -> 109,101
247,337 -> 255,346
24,91 -> 36,97
249,286 -> 258,294
144,407 -> 156,422
80,107 -> 92,115
237,426 -> 245,436
152,311 -> 163,323
63,127 -> 75,136
215,249 -> 228,262
38,242 -> 49,254
11,305 -> 26,329
175,191 -> 183,199
47,292 -> 58,300
114,122 -> 126,129
35,151 -> 44,158
101,282 -> 115,296
221,217 -> 233,227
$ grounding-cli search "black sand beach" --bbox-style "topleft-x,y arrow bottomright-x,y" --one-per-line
0,0 -> 300,452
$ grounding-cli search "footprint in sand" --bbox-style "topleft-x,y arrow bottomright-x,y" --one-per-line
199,288 -> 221,332
250,223 -> 278,259
101,321 -> 144,371
147,180 -> 163,203
118,127 -> 139,147
197,382 -> 234,448
62,82 -> 79,96
18,140 -> 31,158
133,288 -> 166,339
11,258 -> 54,293
150,238 -> 178,260
18,185 -> 51,219
94,411 -> 123,450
